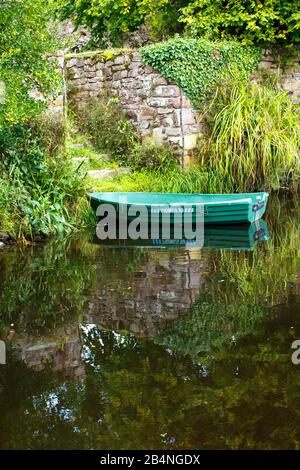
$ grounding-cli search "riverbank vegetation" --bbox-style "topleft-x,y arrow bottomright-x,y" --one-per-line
0,1 -> 91,240
1,1 -> 300,241
201,78 -> 300,192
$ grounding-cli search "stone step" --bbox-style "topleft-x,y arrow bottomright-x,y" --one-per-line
87,167 -> 130,179
70,143 -> 84,149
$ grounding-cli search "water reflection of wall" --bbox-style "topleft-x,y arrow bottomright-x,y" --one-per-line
6,248 -> 207,372
10,325 -> 85,379
85,249 -> 207,337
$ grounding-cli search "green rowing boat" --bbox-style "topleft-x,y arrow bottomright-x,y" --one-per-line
90,191 -> 269,225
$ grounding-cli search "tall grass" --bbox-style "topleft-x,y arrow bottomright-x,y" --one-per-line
31,111 -> 66,157
201,79 -> 300,192
90,166 -> 221,194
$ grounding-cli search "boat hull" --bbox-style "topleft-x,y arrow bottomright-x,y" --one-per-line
90,191 -> 269,225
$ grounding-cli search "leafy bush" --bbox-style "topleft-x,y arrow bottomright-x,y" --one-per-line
76,97 -> 139,163
31,111 -> 66,157
0,160 -> 88,238
75,98 -> 182,170
55,0 -> 300,48
200,78 -> 300,192
129,140 -> 178,171
0,0 -> 61,129
0,123 -> 89,238
55,0 -> 188,47
141,37 -> 260,107
180,0 -> 300,48
0,174 -> 28,236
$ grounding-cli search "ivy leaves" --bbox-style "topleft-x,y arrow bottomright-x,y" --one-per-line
140,37 -> 261,108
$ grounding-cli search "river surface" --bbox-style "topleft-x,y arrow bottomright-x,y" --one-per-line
0,197 -> 299,450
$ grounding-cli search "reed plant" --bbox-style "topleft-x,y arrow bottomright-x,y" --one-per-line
200,79 -> 300,192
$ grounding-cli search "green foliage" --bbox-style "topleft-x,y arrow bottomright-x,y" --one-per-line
65,126 -> 117,171
180,0 -> 300,48
0,0 -> 87,239
75,99 -> 181,171
55,0 -> 300,48
0,0 -> 61,129
30,111 -> 66,158
0,163 -> 88,238
90,164 -> 220,193
128,140 -> 178,171
0,172 -> 28,235
141,37 -> 261,107
76,97 -> 139,164
55,0 -> 188,47
200,78 -> 300,192
0,121 -> 89,238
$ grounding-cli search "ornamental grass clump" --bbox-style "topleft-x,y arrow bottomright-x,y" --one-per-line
201,79 -> 300,192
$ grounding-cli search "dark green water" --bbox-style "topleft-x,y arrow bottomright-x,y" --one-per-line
0,198 -> 299,450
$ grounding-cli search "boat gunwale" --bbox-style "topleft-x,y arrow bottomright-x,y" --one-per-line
89,192 -> 267,207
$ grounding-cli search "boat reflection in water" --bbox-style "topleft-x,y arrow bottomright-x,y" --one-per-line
92,219 -> 269,251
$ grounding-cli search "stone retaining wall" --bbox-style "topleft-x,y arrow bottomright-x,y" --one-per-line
65,48 -> 300,156
259,51 -> 300,104
65,50 -> 202,156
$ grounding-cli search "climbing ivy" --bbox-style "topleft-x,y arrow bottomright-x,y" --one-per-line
140,37 -> 261,107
